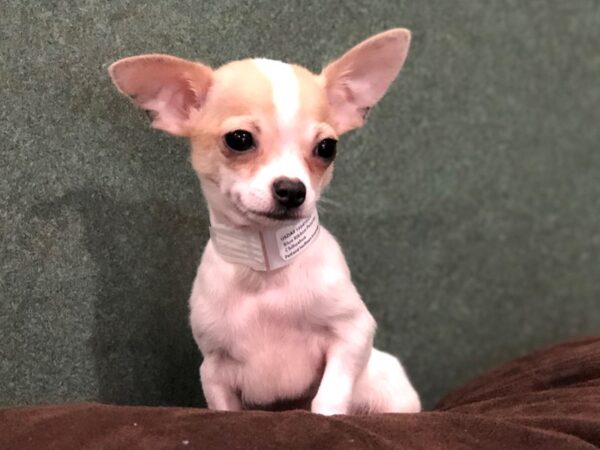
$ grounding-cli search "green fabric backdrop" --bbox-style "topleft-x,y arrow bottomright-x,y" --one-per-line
1,1 -> 599,409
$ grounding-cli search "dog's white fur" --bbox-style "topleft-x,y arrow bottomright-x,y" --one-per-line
109,29 -> 420,414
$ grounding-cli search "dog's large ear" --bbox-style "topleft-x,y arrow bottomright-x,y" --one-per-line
321,29 -> 411,134
108,54 -> 212,136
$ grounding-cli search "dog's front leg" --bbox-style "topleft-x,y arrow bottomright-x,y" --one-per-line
200,355 -> 241,411
311,307 -> 376,415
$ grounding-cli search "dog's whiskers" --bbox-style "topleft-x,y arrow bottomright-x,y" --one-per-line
318,195 -> 342,211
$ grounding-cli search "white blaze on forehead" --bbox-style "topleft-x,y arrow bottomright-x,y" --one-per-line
253,58 -> 299,128
250,59 -> 312,205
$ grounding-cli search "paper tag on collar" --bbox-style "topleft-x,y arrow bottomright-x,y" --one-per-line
209,210 -> 320,271
274,212 -> 320,261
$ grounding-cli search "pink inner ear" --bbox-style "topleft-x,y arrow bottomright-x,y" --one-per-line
109,55 -> 212,136
138,77 -> 196,124
321,29 -> 411,135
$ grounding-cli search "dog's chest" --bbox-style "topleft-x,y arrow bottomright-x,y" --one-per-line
190,230 -> 352,404
194,278 -> 330,404
235,300 -> 327,403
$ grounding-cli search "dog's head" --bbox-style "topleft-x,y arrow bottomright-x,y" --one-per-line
109,29 -> 411,227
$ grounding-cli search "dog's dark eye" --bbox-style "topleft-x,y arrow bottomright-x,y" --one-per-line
314,138 -> 337,161
224,130 -> 255,152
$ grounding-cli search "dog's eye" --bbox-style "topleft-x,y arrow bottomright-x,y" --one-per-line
224,130 -> 255,152
314,138 -> 337,161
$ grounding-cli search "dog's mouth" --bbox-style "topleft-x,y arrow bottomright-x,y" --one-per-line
248,208 -> 302,222
233,200 -> 305,224
227,191 -> 310,226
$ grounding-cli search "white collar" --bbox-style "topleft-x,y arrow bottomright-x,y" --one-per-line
209,210 -> 320,271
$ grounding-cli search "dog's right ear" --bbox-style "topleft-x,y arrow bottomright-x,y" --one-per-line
108,54 -> 213,136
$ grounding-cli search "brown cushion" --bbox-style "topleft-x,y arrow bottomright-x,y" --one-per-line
2,336 -> 600,450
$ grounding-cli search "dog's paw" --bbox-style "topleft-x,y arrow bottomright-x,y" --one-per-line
311,397 -> 349,416
391,391 -> 422,413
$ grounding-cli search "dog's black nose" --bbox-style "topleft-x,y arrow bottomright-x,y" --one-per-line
272,178 -> 306,209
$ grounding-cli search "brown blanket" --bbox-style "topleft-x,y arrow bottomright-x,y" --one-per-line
2,336 -> 600,449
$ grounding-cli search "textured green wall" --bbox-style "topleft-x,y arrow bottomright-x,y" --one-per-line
2,1 -> 599,410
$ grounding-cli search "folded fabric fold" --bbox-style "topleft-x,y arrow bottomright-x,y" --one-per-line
2,336 -> 600,450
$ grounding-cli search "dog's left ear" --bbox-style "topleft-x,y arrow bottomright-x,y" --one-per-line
108,54 -> 213,136
321,29 -> 411,134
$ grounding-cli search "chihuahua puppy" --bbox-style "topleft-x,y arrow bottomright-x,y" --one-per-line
108,29 -> 420,415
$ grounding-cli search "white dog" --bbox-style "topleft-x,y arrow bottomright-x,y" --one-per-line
108,29 -> 420,415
